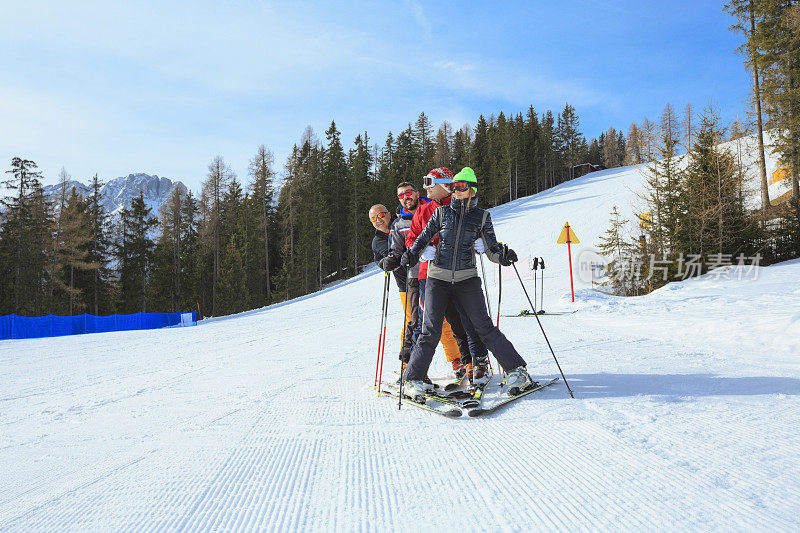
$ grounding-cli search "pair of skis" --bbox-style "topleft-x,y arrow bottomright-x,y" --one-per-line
504,309 -> 577,317
381,377 -> 559,418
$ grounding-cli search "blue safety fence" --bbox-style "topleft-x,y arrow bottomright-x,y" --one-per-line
0,311 -> 197,341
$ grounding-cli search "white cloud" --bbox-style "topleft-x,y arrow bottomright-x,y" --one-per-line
408,0 -> 432,42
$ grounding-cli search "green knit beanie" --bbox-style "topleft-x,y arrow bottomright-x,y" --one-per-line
453,167 -> 478,194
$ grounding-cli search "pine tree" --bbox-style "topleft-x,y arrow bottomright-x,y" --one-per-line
725,0 -> 772,212
115,192 -> 158,313
597,206 -> 638,296
413,112 -> 434,177
602,127 -> 625,168
752,0 -> 800,200
0,157 -> 52,315
434,121 -> 454,168
180,191 -> 202,313
348,132 -> 372,274
557,103 -> 583,180
85,174 -> 112,314
322,122 -> 348,275
677,106 -> 759,266
540,110 -> 557,190
217,234 -> 248,315
644,103 -> 682,263
452,124 -> 472,172
472,115 -> 491,193
394,124 -> 417,185
277,146 -> 301,300
248,145 -> 277,305
774,197 -> 800,258
153,187 -> 186,312
55,188 -> 96,314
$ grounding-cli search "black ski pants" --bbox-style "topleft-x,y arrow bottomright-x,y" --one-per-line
404,276 -> 526,381
418,278 -> 475,362
399,278 -> 419,362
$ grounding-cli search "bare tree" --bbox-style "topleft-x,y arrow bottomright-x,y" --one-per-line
201,156 -> 234,316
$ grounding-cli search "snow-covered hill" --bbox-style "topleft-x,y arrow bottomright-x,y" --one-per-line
43,173 -> 187,218
1,155 -> 799,530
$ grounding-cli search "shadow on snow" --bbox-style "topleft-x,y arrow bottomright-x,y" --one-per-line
567,373 -> 800,399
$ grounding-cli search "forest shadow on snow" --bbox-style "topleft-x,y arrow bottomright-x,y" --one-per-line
567,373 -> 800,399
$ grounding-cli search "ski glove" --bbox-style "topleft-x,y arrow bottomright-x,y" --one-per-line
399,250 -> 419,269
379,253 -> 399,272
499,244 -> 518,266
420,245 -> 436,262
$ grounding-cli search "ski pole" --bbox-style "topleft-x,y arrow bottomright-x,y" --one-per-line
479,254 -> 492,317
399,267 -> 411,409
376,274 -> 391,394
533,256 -> 539,313
375,272 -> 390,389
478,254 -> 495,375
496,261 -> 505,379
511,262 -> 575,398
540,257 -> 546,312
496,262 -> 502,327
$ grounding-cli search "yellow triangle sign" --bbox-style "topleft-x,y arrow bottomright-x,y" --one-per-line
557,222 -> 580,244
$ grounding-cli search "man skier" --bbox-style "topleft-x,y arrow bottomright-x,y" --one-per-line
379,182 -> 468,374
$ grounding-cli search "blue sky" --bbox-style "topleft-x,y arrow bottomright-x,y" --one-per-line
1,0 -> 751,192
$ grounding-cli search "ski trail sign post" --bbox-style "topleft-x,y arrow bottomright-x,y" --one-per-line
557,222 -> 580,302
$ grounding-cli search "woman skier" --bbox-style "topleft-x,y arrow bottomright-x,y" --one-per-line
399,167 -> 535,400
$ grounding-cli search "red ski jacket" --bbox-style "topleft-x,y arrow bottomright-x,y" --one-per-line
405,194 -> 452,280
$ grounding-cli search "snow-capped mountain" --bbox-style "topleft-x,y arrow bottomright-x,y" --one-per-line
43,173 -> 187,218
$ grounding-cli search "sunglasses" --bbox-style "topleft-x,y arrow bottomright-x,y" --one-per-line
397,189 -> 417,200
449,181 -> 471,192
370,212 -> 388,222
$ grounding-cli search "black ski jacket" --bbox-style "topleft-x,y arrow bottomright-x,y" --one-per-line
409,196 -> 502,283
372,228 -> 406,290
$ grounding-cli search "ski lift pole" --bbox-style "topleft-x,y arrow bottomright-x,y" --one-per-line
511,262 -> 575,398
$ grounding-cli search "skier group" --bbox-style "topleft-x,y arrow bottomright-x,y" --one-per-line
370,166 -> 536,401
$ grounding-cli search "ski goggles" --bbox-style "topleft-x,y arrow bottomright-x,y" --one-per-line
423,174 -> 453,189
449,181 -> 472,192
369,212 -> 388,222
397,189 -> 417,200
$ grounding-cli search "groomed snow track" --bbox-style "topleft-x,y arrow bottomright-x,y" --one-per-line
2,153 -> 799,531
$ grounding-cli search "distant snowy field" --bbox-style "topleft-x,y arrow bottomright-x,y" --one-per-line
1,144 -> 799,530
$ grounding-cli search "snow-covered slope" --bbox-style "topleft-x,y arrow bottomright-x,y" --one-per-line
1,161 -> 799,531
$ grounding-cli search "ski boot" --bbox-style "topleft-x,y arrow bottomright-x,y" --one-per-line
469,359 -> 490,386
452,358 -> 466,380
505,366 -> 537,396
402,380 -> 433,402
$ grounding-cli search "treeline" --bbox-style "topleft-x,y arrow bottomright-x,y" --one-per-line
597,1 -> 800,296
0,104 -> 628,317
600,102 -> 800,296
